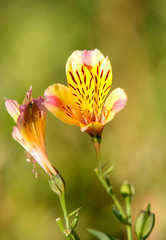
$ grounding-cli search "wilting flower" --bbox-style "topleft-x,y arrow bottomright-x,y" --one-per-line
5,87 -> 58,177
45,49 -> 127,139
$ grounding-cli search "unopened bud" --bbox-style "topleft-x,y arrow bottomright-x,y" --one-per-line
49,174 -> 65,196
135,204 -> 155,239
120,181 -> 135,198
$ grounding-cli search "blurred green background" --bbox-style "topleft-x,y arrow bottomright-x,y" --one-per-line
1,0 -> 166,239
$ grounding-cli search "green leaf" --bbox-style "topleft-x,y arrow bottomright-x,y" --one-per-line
68,207 -> 81,217
112,205 -> 127,225
70,213 -> 79,230
102,164 -> 115,177
88,228 -> 118,240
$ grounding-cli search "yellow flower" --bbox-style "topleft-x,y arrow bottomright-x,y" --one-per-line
45,49 -> 127,139
5,87 -> 58,177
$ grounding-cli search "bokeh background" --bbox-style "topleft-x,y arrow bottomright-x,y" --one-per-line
1,0 -> 166,239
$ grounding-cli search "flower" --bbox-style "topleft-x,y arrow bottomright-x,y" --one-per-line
5,87 -> 58,177
44,49 -> 127,139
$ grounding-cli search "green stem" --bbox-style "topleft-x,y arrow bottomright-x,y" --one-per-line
49,176 -> 80,239
94,140 -> 102,174
125,197 -> 133,240
59,193 -> 70,230
64,231 -> 80,240
59,195 -> 80,240
93,140 -> 126,220
95,169 -> 126,220
70,230 -> 80,240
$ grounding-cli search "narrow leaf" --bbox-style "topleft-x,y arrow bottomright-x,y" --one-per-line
68,207 -> 81,217
88,228 -> 118,240
103,164 -> 115,177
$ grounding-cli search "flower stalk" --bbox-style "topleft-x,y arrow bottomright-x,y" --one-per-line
125,196 -> 133,240
49,175 -> 80,240
120,181 -> 135,240
59,191 -> 69,230
93,139 -> 126,221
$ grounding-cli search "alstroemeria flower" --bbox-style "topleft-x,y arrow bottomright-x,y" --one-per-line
44,49 -> 127,139
5,87 -> 58,177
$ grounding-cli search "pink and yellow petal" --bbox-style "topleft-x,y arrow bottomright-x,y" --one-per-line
12,126 -> 55,176
66,60 -> 96,117
66,49 -> 104,71
66,49 -> 106,114
5,99 -> 20,122
17,97 -> 46,148
23,86 -> 33,104
104,88 -> 127,124
44,84 -> 84,126
15,98 -> 57,176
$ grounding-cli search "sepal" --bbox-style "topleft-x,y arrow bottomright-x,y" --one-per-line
49,174 -> 65,196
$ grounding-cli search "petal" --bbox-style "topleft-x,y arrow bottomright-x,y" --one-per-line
65,49 -> 105,118
16,97 -> 57,176
17,97 -> 46,149
12,127 -> 55,176
23,86 -> 33,104
66,58 -> 95,119
44,84 -> 85,126
91,57 -> 112,112
66,49 -> 104,70
81,121 -> 104,137
66,49 -> 113,118
104,88 -> 127,124
12,126 -> 28,149
5,99 -> 20,122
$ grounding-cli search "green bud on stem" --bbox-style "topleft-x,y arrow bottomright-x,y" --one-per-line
120,181 -> 135,199
49,174 -> 65,196
135,204 -> 155,239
